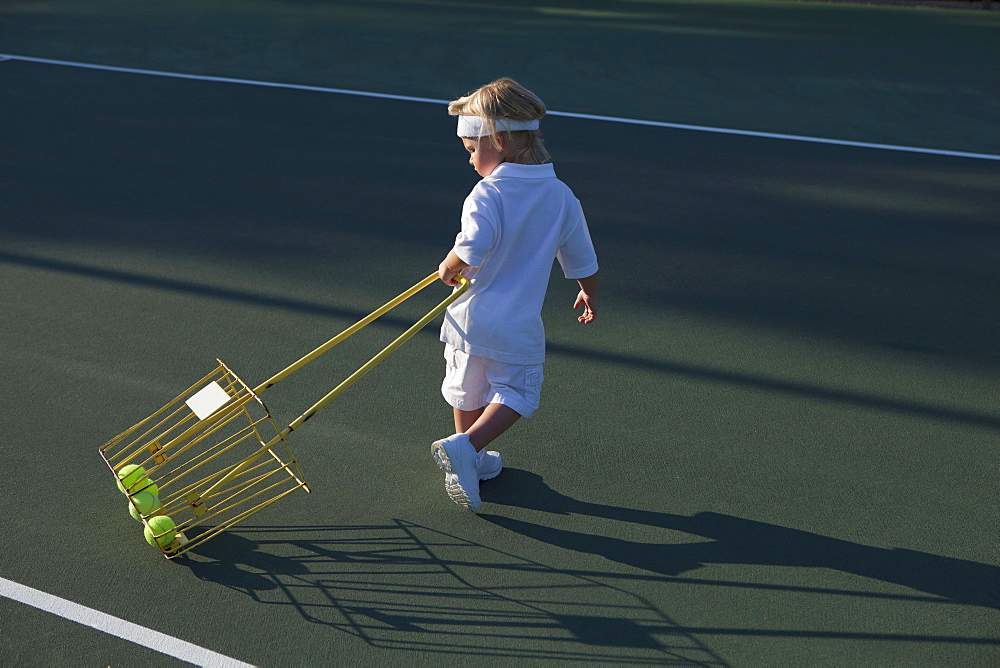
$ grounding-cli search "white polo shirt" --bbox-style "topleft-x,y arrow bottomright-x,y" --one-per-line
440,162 -> 599,365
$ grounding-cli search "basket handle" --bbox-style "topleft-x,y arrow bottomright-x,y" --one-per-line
285,273 -> 468,432
253,271 -> 465,394
198,273 -> 469,502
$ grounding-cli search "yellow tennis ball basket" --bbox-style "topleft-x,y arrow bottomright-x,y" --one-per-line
99,273 -> 468,558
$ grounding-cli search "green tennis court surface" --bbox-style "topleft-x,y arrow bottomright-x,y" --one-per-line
1,1 -> 997,665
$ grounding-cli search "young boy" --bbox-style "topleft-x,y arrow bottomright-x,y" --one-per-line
430,78 -> 599,512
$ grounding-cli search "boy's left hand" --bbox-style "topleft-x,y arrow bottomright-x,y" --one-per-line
439,263 -> 460,286
439,250 -> 470,286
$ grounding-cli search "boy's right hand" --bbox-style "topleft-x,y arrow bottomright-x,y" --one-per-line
573,290 -> 596,324
573,274 -> 598,323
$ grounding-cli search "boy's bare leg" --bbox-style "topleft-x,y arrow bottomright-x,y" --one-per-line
454,406 -> 485,434
464,403 -> 521,452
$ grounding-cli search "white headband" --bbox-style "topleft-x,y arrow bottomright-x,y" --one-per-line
457,115 -> 540,137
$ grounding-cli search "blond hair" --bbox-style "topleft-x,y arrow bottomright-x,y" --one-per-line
448,78 -> 550,164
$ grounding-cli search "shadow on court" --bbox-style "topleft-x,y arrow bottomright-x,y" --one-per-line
178,521 -> 728,664
169,472 -> 1000,662
3,58 -> 1000,370
479,470 -> 1000,613
5,248 -> 999,434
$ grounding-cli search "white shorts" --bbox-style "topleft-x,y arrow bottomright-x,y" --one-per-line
441,345 -> 544,419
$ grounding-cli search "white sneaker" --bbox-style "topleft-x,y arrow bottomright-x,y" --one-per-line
477,450 -> 502,481
430,434 -> 482,512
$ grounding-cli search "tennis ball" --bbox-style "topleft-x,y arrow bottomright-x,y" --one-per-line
116,465 -> 158,495
128,491 -> 161,521
116,465 -> 146,492
135,480 -> 159,496
144,515 -> 177,548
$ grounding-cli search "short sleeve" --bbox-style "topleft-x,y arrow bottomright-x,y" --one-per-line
557,201 -> 599,279
453,185 -> 499,267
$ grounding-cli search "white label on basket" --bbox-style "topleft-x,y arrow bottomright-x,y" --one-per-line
186,381 -> 232,420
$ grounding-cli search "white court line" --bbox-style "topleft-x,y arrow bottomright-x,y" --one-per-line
1,52 -> 998,162
0,53 -> 448,104
0,576 -> 255,667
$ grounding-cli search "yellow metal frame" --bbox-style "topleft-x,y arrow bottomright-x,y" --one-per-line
99,272 -> 468,558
